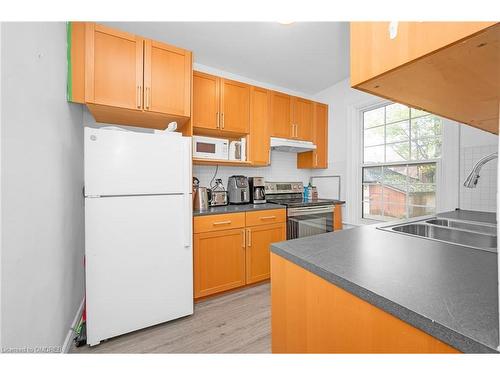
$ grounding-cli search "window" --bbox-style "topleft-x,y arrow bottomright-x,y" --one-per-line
362,103 -> 442,221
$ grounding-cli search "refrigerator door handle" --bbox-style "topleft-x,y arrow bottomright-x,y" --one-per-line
183,194 -> 192,248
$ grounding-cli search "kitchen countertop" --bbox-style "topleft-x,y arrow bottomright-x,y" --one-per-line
270,210 -> 499,353
193,203 -> 285,216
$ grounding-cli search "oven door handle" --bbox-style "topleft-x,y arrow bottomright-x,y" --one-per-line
287,206 -> 334,216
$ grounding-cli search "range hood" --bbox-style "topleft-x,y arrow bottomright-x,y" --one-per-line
270,137 -> 316,153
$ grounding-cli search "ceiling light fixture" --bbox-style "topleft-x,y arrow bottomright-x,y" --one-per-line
278,21 -> 295,25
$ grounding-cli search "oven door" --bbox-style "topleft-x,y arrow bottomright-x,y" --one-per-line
287,205 -> 334,240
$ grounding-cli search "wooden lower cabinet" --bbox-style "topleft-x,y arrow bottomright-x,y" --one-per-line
194,228 -> 246,298
271,254 -> 460,353
193,210 -> 286,299
246,222 -> 286,284
333,204 -> 343,231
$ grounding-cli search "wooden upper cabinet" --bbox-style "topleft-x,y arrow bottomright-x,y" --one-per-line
220,79 -> 250,133
297,102 -> 328,169
69,22 -> 193,130
85,23 -> 144,110
351,22 -> 496,86
248,86 -> 271,166
144,39 -> 191,117
314,103 -> 328,168
270,91 -> 293,138
193,71 -> 220,130
350,22 -> 499,134
293,97 -> 314,141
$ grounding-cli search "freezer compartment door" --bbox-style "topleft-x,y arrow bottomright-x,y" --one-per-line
85,127 -> 191,196
85,194 -> 193,345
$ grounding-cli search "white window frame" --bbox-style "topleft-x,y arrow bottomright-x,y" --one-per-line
361,102 -> 441,222
346,98 -> 459,226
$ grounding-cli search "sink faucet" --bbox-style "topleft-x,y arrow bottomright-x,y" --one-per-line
463,152 -> 498,188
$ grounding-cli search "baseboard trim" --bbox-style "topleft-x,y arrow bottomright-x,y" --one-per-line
61,297 -> 84,354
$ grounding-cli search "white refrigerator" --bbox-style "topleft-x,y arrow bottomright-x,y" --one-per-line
84,127 -> 193,346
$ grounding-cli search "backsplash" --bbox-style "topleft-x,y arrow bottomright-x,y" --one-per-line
460,144 -> 498,212
193,151 -> 312,189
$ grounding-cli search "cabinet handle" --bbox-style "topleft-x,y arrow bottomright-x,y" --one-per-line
260,215 -> 276,220
213,220 -> 231,226
242,229 -> 246,248
145,87 -> 150,109
137,85 -> 142,109
290,124 -> 294,138
216,112 -> 220,129
247,228 -> 251,247
295,124 -> 299,138
221,113 -> 225,129
315,154 -> 318,166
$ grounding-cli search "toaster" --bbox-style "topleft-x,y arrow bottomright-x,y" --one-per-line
209,190 -> 228,207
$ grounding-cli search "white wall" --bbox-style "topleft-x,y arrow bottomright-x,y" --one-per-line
313,78 -> 381,224
1,23 -> 85,352
459,126 -> 498,212
315,77 -> 498,224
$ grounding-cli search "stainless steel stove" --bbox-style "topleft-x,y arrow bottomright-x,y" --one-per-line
265,181 -> 336,240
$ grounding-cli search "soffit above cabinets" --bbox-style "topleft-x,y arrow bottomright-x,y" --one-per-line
103,22 -> 350,95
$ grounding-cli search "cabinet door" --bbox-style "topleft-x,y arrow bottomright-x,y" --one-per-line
293,97 -> 314,141
248,86 -> 271,166
270,91 -> 292,138
194,228 -> 246,298
350,22 -> 496,87
220,79 -> 250,134
193,71 -> 220,130
144,40 -> 191,117
246,223 -> 286,284
85,23 -> 144,110
314,103 -> 328,168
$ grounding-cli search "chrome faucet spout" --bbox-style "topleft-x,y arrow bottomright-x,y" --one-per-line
463,152 -> 498,188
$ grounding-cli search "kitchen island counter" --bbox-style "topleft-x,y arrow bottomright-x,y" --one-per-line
271,210 -> 499,353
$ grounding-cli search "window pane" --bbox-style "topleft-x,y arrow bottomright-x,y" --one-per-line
411,116 -> 442,139
364,125 -> 384,146
382,186 -> 407,207
364,145 -> 384,163
408,205 -> 435,218
386,120 -> 409,143
363,184 -> 382,201
363,200 -> 384,220
363,167 -> 382,183
411,138 -> 441,160
408,163 -> 436,183
383,203 -> 406,220
363,107 -> 385,129
409,184 -> 436,206
386,103 -> 409,123
386,142 -> 410,162
383,165 -> 407,185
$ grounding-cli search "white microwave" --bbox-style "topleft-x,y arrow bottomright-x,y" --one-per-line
192,136 -> 229,160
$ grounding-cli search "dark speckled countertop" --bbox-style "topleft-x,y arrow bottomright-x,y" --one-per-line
193,203 -> 285,216
271,210 -> 499,353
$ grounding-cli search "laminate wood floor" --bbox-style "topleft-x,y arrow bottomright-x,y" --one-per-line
71,283 -> 271,353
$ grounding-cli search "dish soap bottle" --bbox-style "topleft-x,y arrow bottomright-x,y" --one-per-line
303,184 -> 309,201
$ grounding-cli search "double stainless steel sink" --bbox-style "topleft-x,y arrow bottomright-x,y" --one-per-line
378,216 -> 497,253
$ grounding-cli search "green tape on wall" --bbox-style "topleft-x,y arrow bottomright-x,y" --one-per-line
66,22 -> 73,102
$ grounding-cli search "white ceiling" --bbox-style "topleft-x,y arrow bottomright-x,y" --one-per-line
106,22 -> 350,95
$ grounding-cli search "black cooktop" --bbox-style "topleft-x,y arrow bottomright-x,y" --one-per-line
267,198 -> 344,208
